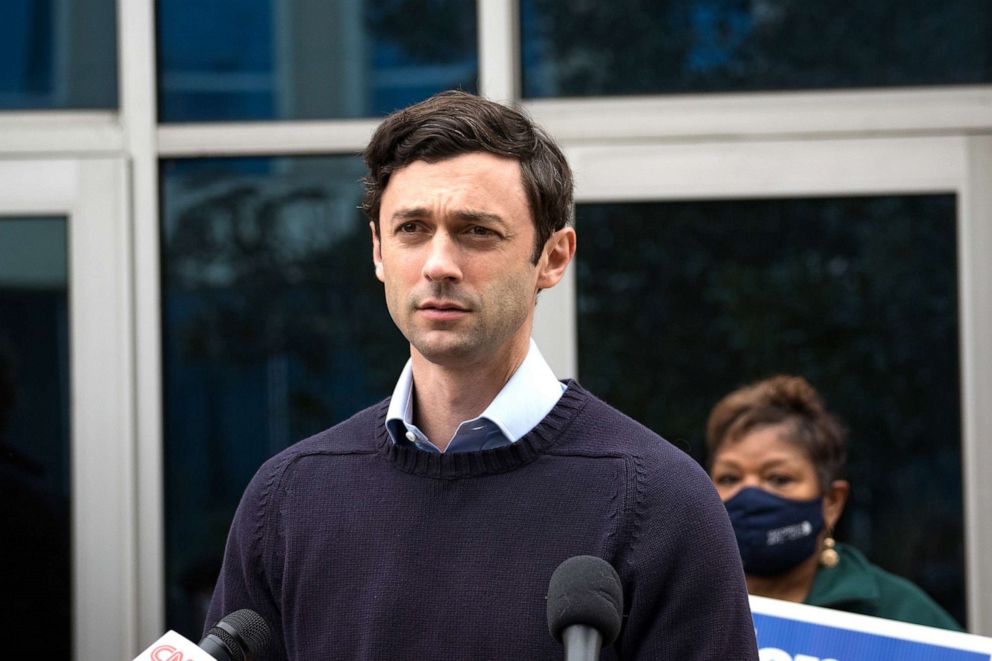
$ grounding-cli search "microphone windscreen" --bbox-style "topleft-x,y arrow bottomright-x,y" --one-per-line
204,609 -> 271,660
546,555 -> 624,645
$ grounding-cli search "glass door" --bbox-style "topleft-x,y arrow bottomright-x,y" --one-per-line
0,158 -> 136,660
575,193 -> 965,620
532,133 -> 992,631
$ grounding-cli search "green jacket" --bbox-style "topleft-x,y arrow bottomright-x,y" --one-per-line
805,543 -> 962,631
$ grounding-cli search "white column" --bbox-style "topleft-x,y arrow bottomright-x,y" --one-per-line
960,135 -> 992,634
478,0 -> 520,105
118,0 -> 165,649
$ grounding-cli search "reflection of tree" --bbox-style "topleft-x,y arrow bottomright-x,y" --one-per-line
522,0 -> 991,96
166,172 -> 405,419
364,0 -> 479,113
576,195 -> 963,622
161,160 -> 407,638
367,0 -> 476,64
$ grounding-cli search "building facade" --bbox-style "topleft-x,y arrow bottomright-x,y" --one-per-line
1,1 -> 991,657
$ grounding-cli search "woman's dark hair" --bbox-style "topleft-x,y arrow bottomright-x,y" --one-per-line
705,375 -> 847,491
361,90 -> 573,263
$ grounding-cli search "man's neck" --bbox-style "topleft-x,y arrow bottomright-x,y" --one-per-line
409,340 -> 529,452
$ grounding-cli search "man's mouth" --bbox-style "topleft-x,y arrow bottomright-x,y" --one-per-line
417,299 -> 470,319
418,299 -> 469,312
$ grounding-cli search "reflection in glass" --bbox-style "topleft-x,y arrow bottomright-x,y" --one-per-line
521,0 -> 992,98
0,0 -> 117,110
0,217 -> 71,656
157,0 -> 477,122
576,195 -> 963,623
161,157 -> 407,636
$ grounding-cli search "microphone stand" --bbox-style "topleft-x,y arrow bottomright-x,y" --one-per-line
563,626 -> 603,661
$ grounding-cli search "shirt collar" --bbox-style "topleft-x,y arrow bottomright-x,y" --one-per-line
385,339 -> 565,451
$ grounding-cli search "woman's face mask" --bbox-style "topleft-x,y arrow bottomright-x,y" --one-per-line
724,486 -> 824,576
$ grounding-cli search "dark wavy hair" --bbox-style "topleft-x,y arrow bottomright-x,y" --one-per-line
705,375 -> 848,491
361,90 -> 573,263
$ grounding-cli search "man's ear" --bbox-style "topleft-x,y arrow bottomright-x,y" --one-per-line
536,227 -> 576,290
370,221 -> 385,283
823,479 -> 850,531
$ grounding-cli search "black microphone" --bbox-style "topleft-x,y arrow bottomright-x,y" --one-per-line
547,555 -> 624,661
199,609 -> 271,661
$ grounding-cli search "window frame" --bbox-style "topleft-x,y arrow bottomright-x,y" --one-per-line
0,157 -> 136,660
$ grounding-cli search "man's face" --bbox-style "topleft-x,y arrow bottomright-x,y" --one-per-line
372,152 -> 558,369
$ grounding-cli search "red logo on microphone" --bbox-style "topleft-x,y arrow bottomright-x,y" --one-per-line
150,645 -> 201,661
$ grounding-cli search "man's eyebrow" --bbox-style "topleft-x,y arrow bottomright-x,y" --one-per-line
454,209 -> 506,226
388,207 -> 507,226
388,207 -> 430,223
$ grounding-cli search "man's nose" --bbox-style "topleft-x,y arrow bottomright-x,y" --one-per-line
422,232 -> 463,282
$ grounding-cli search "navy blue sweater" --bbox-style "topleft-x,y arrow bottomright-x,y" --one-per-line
207,382 -> 758,659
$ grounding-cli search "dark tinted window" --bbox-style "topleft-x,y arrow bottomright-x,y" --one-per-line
0,217 -> 72,656
522,0 -> 992,98
0,0 -> 117,110
158,0 -> 478,122
576,195 -> 964,624
161,156 -> 407,637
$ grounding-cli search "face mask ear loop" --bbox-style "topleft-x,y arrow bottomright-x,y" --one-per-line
819,531 -> 839,568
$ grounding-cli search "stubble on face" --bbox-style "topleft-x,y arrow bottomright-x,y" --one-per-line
374,153 -> 542,372
387,273 -> 536,369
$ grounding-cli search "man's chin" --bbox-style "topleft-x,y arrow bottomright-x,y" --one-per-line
409,335 -> 482,366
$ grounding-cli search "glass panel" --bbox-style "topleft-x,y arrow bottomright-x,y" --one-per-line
157,0 -> 478,122
576,195 -> 964,623
0,0 -> 117,110
161,156 -> 407,637
0,217 -> 71,655
521,1 -> 992,98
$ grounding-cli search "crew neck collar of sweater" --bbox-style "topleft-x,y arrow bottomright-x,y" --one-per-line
376,379 -> 587,478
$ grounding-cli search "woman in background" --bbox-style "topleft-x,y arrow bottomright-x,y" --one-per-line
706,374 -> 961,630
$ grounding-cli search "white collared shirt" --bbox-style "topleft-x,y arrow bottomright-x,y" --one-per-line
385,339 -> 566,453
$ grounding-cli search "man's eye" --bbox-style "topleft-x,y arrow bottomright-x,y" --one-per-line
714,474 -> 739,486
398,222 -> 420,233
467,226 -> 497,237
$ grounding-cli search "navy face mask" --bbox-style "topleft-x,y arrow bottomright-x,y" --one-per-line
724,487 -> 824,576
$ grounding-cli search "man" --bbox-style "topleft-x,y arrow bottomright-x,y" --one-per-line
207,91 -> 758,659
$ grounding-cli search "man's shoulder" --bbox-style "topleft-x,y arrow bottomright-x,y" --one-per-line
557,381 -> 718,498
260,398 -> 388,471
560,381 -> 697,464
229,399 -> 389,526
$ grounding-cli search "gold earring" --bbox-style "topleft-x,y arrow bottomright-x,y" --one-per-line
820,535 -> 840,568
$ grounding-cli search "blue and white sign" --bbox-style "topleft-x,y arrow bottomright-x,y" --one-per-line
749,595 -> 992,661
